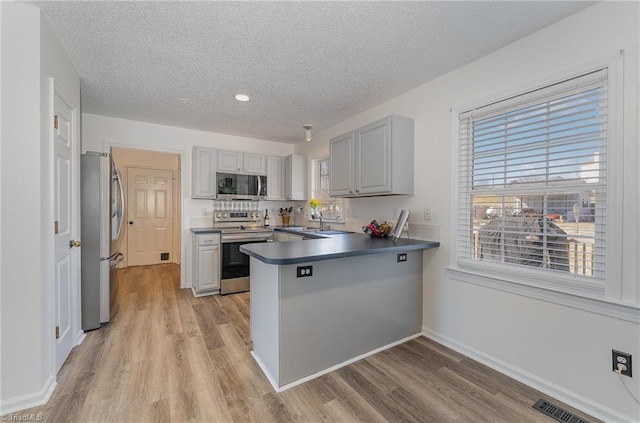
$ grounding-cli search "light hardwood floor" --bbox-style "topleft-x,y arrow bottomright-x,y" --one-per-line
18,264 -> 598,422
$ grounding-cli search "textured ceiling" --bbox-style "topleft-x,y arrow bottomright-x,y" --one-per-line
31,1 -> 594,143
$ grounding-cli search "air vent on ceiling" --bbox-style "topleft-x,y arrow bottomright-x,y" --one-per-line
533,398 -> 590,423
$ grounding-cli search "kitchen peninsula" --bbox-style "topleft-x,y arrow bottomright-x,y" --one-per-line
240,234 -> 439,391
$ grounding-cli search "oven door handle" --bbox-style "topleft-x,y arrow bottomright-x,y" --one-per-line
222,234 -> 274,243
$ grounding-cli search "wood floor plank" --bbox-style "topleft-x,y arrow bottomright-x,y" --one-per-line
336,365 -> 419,422
317,373 -> 388,423
8,263 -> 601,423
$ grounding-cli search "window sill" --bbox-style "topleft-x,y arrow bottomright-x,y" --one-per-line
446,265 -> 639,323
308,218 -> 345,225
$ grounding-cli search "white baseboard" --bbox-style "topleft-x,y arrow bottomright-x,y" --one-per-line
250,351 -> 280,392
422,327 -> 635,423
190,287 -> 219,298
75,331 -> 86,346
253,333 -> 422,393
0,375 -> 56,416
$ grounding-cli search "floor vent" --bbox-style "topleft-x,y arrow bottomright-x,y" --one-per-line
533,399 -> 590,423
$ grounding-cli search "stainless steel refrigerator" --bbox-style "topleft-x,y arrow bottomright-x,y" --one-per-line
80,151 -> 125,330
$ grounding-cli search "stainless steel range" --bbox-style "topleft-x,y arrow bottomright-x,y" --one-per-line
214,209 -> 274,295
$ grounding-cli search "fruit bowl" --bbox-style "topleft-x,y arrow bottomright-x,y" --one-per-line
362,220 -> 392,237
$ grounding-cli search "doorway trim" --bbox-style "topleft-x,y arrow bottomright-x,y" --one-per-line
102,141 -> 187,288
124,165 -> 177,267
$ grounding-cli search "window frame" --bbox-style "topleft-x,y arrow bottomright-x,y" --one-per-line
310,156 -> 344,224
449,53 -> 625,312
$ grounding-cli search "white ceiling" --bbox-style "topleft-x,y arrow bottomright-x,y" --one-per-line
31,1 -> 594,144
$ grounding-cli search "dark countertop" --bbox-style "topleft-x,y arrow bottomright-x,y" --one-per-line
191,227 -> 222,234
240,233 -> 440,265
271,225 -> 308,231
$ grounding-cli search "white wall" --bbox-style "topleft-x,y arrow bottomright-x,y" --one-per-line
0,1 -> 80,414
0,1 -> 44,409
297,3 -> 639,421
81,114 -> 296,285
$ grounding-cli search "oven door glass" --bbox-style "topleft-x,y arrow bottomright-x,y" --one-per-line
221,239 -> 267,280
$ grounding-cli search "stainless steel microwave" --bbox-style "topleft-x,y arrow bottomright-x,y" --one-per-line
216,172 -> 267,200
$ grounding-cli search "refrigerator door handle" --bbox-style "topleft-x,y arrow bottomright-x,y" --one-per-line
115,169 -> 125,240
111,252 -> 124,266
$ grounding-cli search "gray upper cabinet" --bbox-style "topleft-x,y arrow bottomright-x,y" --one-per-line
330,115 -> 414,197
218,150 -> 243,172
266,155 -> 285,200
192,147 -> 218,199
285,154 -> 306,200
218,150 -> 266,175
193,147 -> 270,199
243,152 -> 267,175
329,132 -> 355,196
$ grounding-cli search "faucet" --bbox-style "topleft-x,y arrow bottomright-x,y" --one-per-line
318,211 -> 325,231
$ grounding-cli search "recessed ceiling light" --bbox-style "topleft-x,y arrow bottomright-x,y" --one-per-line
235,94 -> 250,102
177,98 -> 191,105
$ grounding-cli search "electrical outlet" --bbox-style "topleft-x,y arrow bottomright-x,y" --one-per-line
351,208 -> 358,218
424,207 -> 431,221
612,350 -> 632,377
296,265 -> 313,278
397,253 -> 407,262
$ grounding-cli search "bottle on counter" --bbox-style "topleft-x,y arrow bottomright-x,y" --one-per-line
264,209 -> 270,227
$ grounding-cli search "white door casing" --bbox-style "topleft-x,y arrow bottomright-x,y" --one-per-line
127,167 -> 174,266
53,89 -> 77,372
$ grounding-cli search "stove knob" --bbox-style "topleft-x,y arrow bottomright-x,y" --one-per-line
222,213 -> 227,218
215,213 -> 222,218
250,212 -> 255,218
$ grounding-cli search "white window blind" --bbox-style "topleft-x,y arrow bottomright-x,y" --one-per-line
457,69 -> 608,281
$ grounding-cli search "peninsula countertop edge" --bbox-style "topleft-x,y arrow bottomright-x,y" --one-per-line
240,234 -> 440,265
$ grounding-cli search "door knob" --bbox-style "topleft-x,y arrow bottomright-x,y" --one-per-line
69,240 -> 81,248
129,221 -> 134,225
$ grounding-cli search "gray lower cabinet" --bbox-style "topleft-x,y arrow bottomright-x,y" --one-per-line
276,232 -> 304,242
330,115 -> 414,197
192,233 -> 220,296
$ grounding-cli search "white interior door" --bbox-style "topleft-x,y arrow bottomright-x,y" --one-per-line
53,90 -> 76,372
127,167 -> 174,266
